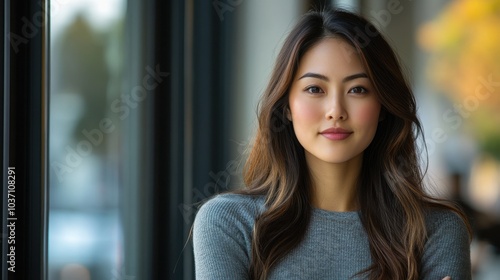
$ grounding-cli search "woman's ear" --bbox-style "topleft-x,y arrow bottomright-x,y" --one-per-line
286,108 -> 292,121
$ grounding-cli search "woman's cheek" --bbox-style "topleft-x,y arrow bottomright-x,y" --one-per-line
353,101 -> 381,124
290,98 -> 322,124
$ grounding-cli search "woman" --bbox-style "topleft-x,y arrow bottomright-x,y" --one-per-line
193,8 -> 471,280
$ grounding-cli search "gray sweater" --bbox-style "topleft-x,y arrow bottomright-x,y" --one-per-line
193,194 -> 471,279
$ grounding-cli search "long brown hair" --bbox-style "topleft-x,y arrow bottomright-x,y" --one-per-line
240,8 -> 470,280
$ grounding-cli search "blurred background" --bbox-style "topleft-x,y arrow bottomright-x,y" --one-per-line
46,0 -> 500,279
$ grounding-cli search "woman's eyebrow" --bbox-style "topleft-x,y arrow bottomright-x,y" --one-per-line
342,72 -> 368,83
298,72 -> 368,82
298,72 -> 329,81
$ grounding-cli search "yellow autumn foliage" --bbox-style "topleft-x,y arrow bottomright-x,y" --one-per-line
418,0 -> 500,158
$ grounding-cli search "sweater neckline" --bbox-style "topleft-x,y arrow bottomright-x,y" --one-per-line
311,207 -> 360,221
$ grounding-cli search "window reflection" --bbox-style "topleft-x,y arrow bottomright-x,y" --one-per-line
49,1 -> 126,279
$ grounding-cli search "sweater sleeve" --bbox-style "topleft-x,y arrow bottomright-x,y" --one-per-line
420,210 -> 471,280
193,195 -> 256,280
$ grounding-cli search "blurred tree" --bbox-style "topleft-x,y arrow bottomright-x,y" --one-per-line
57,14 -> 110,155
418,0 -> 500,159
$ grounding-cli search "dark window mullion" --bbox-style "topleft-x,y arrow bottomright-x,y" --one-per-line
2,0 -> 48,279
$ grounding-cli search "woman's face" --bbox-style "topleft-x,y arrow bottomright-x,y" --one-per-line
288,38 -> 381,165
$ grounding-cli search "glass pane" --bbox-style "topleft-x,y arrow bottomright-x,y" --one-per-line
48,0 -> 127,279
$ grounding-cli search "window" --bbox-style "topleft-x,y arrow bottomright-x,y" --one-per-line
48,0 -> 127,279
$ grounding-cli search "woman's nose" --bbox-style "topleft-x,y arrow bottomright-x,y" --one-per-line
325,95 -> 347,121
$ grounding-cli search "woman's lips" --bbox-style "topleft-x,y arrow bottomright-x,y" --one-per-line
320,127 -> 353,140
320,132 -> 352,140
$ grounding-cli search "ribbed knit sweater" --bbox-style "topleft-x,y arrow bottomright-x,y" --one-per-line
193,194 -> 471,279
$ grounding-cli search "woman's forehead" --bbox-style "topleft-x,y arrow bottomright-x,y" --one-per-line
295,38 -> 366,79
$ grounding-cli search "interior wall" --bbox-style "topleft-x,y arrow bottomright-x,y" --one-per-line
231,0 -> 304,159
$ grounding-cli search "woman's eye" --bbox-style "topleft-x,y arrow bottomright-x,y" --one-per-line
348,86 -> 368,94
305,86 -> 324,94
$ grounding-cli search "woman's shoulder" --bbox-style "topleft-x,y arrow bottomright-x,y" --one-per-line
194,193 -> 265,226
420,207 -> 472,278
193,193 -> 264,278
423,207 -> 470,244
424,207 -> 468,231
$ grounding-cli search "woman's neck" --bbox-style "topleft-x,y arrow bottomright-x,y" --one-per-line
306,152 -> 362,212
